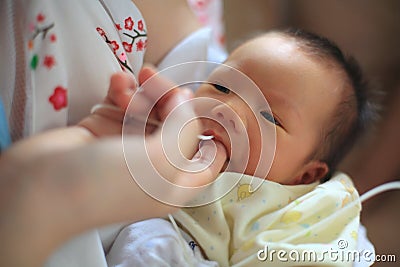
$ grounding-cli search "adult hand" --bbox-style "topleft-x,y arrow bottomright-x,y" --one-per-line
124,67 -> 230,205
0,68 -> 227,267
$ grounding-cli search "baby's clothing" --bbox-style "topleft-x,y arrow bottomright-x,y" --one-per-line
106,218 -> 218,267
108,172 -> 366,267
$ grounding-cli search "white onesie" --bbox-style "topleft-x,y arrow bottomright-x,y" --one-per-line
107,172 -> 373,267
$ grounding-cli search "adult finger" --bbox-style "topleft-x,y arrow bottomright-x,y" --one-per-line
160,139 -> 228,207
135,67 -> 182,113
126,68 -> 197,139
122,67 -> 167,117
137,135 -> 228,207
106,72 -> 138,110
138,67 -> 177,101
155,88 -> 194,122
177,139 -> 228,188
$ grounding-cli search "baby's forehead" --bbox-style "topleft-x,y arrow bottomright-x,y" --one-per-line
245,32 -> 297,50
224,31 -> 351,94
229,33 -> 311,70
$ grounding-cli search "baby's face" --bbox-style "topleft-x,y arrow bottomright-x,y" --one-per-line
194,33 -> 345,184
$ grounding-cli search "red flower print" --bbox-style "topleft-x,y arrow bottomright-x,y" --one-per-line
50,33 -> 57,42
124,17 -> 134,30
138,20 -> 144,31
43,55 -> 56,69
123,41 -> 133,53
115,23 -> 122,31
136,39 -> 145,51
96,27 -> 106,36
49,86 -> 67,111
37,13 -> 45,23
110,40 -> 119,53
119,52 -> 127,62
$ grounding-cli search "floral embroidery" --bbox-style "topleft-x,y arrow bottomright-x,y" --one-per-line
43,55 -> 56,69
122,42 -> 133,53
119,52 -> 127,62
95,15 -> 147,74
50,33 -> 57,42
29,14 -> 56,71
137,20 -> 144,31
123,30 -> 147,52
30,54 -> 39,70
96,27 -> 106,36
49,86 -> 68,111
36,13 -> 46,23
136,39 -> 145,51
29,12 -> 67,113
124,17 -> 134,30
28,40 -> 34,50
110,40 -> 120,53
31,23 -> 54,40
96,32 -> 133,73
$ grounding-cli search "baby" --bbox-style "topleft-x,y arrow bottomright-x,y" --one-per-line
103,28 -> 375,266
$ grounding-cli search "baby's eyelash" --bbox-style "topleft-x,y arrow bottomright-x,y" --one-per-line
210,83 -> 230,94
260,110 -> 282,127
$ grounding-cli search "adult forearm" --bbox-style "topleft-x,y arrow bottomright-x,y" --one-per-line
0,137 -> 171,267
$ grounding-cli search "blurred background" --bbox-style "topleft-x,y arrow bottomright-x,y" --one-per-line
222,0 -> 399,266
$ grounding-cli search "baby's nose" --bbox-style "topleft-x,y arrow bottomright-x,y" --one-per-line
211,104 -> 246,134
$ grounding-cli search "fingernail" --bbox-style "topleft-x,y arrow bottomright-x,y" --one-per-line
199,140 -> 205,151
192,140 -> 210,160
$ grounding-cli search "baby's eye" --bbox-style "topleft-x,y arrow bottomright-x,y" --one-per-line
260,110 -> 282,127
211,83 -> 230,94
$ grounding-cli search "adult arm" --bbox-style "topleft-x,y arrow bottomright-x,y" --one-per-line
0,70 -> 227,267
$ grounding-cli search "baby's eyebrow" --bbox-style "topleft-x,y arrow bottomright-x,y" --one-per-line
265,91 -> 301,122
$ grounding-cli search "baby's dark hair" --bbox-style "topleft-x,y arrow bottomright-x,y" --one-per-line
279,28 -> 377,181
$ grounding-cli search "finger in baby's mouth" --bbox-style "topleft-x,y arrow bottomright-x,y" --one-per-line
200,129 -> 232,163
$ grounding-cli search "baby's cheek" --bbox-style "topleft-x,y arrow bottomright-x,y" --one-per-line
243,127 -> 264,175
193,84 -> 208,96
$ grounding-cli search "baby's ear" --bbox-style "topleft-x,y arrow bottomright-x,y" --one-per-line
294,161 -> 329,185
106,72 -> 138,110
